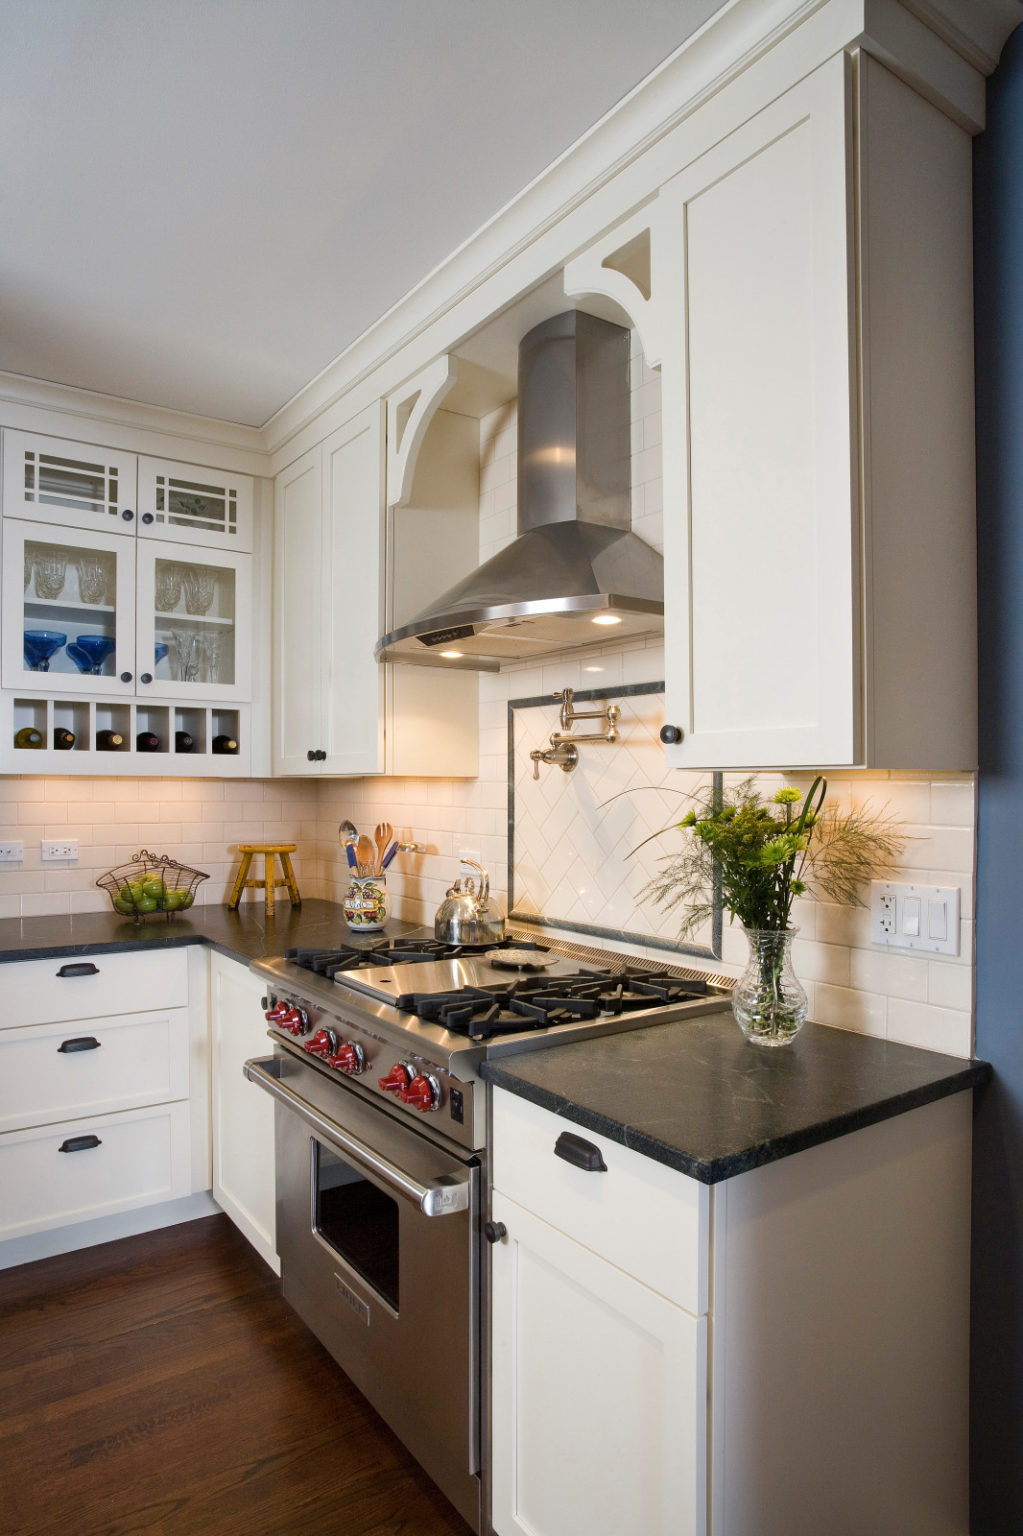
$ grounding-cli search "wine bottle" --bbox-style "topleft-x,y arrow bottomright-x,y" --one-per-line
174,731 -> 195,753
95,730 -> 124,751
13,726 -> 44,749
52,728 -> 75,750
211,734 -> 238,754
135,731 -> 161,752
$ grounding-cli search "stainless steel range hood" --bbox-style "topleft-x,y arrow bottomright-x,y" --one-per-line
375,310 -> 664,672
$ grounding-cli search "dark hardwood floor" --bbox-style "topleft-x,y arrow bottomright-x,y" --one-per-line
0,1215 -> 475,1536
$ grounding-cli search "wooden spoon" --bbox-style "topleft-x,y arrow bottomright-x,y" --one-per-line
374,821 -> 393,873
355,833 -> 376,877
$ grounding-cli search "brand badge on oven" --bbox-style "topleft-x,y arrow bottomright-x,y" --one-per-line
335,1274 -> 371,1325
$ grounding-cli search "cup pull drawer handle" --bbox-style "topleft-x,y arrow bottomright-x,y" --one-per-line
57,1036 -> 101,1053
554,1131 -> 607,1172
58,1134 -> 102,1153
57,962 -> 100,978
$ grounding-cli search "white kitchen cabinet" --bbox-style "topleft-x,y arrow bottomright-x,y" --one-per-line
0,948 -> 207,1248
1,428 -> 257,771
489,1086 -> 973,1536
3,429 -> 254,551
209,950 -> 278,1273
273,400 -> 477,776
566,53 -> 976,771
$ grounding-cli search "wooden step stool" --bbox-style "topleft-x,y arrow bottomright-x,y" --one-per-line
228,843 -> 301,916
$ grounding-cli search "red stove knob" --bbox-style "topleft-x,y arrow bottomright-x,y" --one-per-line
378,1062 -> 413,1095
264,1001 -> 289,1023
399,1073 -> 441,1112
329,1041 -> 366,1075
305,1028 -> 338,1059
277,1005 -> 310,1036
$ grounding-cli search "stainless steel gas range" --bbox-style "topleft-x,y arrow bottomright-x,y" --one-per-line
246,931 -> 730,1533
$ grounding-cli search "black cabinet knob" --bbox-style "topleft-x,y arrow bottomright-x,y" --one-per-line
484,1221 -> 507,1244
121,509 -> 134,521
139,672 -> 153,685
141,513 -> 154,525
307,749 -> 316,761
120,671 -> 133,683
659,724 -> 684,744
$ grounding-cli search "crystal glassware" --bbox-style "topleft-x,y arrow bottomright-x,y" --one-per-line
33,551 -> 67,600
200,629 -> 222,683
23,552 -> 32,591
75,555 -> 110,605
182,565 -> 216,615
154,562 -> 183,611
169,628 -> 201,683
23,630 -> 67,671
66,634 -> 116,675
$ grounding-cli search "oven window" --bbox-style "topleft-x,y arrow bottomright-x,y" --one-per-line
313,1140 -> 400,1311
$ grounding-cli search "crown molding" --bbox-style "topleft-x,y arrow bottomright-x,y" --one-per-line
0,369 -> 270,476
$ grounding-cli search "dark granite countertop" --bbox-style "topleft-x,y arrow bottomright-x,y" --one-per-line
0,899 -> 418,968
481,1013 -> 990,1184
1,905 -> 989,1186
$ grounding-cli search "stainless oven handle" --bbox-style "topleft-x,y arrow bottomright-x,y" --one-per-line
244,1056 -> 469,1217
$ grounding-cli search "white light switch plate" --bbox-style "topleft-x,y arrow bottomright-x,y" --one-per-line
870,880 -> 960,955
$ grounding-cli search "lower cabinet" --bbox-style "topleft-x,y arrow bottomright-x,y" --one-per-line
0,948 -> 205,1247
490,1190 -> 706,1536
209,949 -> 278,1272
489,1086 -> 974,1536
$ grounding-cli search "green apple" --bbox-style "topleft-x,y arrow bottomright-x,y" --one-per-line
112,894 -> 135,915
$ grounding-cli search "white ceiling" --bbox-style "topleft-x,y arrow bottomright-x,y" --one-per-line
0,0 -> 726,428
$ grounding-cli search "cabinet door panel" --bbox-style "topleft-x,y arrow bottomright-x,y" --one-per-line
3,520 -> 136,694
210,953 -> 277,1271
322,403 -> 386,774
273,445 -> 324,774
137,457 -> 254,552
490,1192 -> 706,1536
2,430 -> 137,532
659,54 -> 858,767
139,538 -> 251,703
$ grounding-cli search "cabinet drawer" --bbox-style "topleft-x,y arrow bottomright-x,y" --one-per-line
491,1090 -> 708,1314
0,1010 -> 190,1134
0,948 -> 189,1026
0,1102 -> 191,1240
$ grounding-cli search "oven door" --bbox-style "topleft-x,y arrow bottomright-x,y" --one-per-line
245,1052 -> 481,1532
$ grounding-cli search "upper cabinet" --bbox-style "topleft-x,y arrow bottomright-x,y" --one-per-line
567,52 -> 976,770
272,396 -> 478,777
0,428 -> 260,773
3,431 -> 254,551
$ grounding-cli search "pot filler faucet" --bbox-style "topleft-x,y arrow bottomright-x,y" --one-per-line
529,687 -> 621,778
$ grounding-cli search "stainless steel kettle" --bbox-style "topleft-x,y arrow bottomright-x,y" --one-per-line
433,858 -> 505,945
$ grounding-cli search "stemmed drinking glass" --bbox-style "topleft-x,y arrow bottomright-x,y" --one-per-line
155,562 -> 183,612
169,628 -> 201,683
75,556 -> 110,605
33,552 -> 67,600
183,566 -> 216,615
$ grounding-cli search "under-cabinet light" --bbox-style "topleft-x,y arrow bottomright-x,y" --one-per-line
591,614 -> 622,626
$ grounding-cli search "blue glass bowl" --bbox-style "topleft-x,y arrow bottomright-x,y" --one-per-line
154,643 -> 169,667
24,630 -> 67,671
66,635 -> 116,675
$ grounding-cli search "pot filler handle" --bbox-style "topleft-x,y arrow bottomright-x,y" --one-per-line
244,1056 -> 469,1217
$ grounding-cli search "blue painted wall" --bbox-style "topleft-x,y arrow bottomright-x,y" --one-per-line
973,20 -> 1023,1533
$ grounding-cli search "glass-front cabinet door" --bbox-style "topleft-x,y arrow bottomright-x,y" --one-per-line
2,430 -> 138,533
137,458 -> 254,552
2,520 -> 136,695
136,542 -> 252,703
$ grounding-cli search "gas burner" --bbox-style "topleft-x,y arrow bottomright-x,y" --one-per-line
391,969 -> 682,1039
284,935 -> 552,978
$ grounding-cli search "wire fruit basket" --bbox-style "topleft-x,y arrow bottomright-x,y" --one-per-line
97,849 -> 209,921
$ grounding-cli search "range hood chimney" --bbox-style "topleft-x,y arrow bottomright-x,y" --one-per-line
375,310 -> 664,671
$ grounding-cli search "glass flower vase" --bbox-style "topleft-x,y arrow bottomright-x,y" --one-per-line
731,926 -> 807,1047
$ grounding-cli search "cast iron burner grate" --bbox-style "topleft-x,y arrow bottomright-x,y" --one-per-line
394,968 -> 714,1040
284,936 -> 549,980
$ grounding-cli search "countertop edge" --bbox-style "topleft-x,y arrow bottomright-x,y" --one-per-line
480,1056 -> 991,1183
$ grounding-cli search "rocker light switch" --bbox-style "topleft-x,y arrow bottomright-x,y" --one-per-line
871,882 -> 960,955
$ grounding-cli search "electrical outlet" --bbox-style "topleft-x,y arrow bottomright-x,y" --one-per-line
41,839 -> 78,862
0,841 -> 23,862
871,880 -> 960,955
